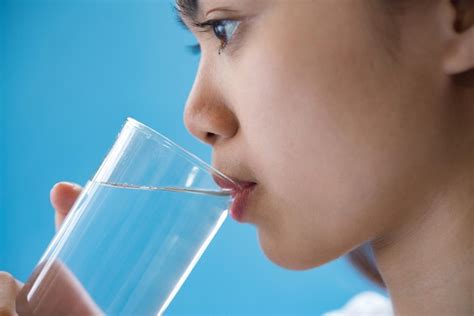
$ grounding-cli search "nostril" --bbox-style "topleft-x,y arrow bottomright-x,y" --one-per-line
205,132 -> 217,144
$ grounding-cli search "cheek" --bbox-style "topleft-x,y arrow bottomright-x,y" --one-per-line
224,1 -> 446,269
224,14 -> 386,267
226,62 -> 382,268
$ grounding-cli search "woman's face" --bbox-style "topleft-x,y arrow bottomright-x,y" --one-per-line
180,0 -> 455,269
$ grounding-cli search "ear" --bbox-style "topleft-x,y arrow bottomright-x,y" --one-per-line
443,0 -> 474,75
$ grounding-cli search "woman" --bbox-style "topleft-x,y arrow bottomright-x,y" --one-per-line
1,0 -> 473,314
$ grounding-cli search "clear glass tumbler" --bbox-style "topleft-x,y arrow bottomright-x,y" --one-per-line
16,117 -> 239,316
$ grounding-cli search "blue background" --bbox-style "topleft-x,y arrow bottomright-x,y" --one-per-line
1,1 -> 385,314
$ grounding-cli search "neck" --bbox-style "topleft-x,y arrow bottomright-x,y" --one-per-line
372,166 -> 473,315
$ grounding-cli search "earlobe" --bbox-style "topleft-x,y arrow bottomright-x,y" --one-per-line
443,26 -> 474,74
443,0 -> 474,75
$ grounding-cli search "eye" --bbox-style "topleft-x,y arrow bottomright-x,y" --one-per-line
211,20 -> 239,51
195,19 -> 240,54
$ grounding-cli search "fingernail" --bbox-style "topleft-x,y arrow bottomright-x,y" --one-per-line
56,181 -> 82,191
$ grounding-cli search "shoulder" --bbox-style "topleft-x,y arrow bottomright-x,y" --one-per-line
323,291 -> 393,316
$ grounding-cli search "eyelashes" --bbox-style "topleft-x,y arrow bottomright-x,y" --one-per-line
187,19 -> 241,56
187,43 -> 201,55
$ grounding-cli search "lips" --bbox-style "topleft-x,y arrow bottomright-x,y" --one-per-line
212,174 -> 257,222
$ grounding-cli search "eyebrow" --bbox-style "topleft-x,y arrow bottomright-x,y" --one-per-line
175,0 -> 200,28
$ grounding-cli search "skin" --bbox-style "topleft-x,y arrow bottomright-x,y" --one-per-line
184,0 -> 473,314
1,0 -> 473,315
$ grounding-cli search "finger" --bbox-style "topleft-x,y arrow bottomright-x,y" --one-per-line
0,271 -> 22,315
50,182 -> 82,231
50,182 -> 82,215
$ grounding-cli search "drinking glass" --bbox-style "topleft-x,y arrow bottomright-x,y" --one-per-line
16,117 -> 238,315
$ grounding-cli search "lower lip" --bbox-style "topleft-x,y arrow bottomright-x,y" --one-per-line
229,184 -> 256,222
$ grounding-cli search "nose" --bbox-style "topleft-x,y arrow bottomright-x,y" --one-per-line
183,66 -> 239,146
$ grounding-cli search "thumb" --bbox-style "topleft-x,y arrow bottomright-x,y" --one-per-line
50,182 -> 82,231
0,272 -> 23,315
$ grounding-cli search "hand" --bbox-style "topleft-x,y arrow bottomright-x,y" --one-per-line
0,272 -> 24,316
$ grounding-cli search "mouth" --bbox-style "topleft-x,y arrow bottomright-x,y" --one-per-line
212,174 -> 257,222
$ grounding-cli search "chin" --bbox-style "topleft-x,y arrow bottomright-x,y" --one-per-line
256,228 -> 333,271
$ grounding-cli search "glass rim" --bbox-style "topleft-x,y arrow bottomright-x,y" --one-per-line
125,117 -> 239,188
